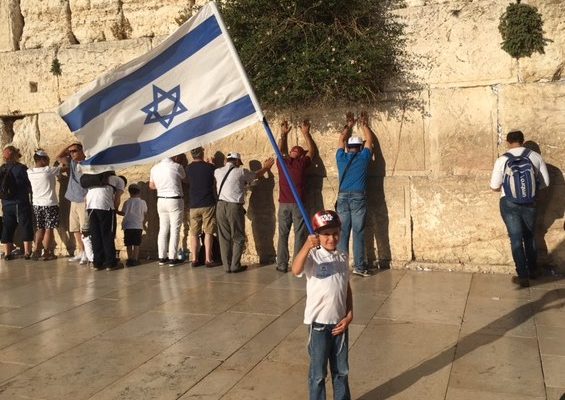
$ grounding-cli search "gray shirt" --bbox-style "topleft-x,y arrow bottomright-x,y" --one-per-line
65,160 -> 87,203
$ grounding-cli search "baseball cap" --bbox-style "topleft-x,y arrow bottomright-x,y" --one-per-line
227,152 -> 241,160
311,210 -> 341,233
35,150 -> 48,157
347,136 -> 364,147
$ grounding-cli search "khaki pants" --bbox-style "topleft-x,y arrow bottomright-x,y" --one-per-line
216,201 -> 245,272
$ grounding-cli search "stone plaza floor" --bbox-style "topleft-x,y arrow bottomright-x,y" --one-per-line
0,258 -> 562,400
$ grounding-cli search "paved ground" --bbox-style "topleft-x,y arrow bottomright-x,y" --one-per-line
0,258 -> 563,400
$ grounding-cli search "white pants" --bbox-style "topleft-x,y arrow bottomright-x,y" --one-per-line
157,198 -> 184,260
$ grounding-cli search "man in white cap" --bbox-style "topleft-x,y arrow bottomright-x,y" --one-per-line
335,111 -> 374,277
214,152 -> 274,273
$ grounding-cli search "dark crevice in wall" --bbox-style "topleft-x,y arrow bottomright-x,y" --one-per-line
65,0 -> 79,45
12,0 -> 24,50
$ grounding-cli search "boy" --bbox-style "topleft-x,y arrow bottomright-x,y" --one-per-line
292,210 -> 353,400
120,184 -> 147,267
27,150 -> 64,260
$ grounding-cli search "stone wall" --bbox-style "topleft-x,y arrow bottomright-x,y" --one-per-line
0,0 -> 563,272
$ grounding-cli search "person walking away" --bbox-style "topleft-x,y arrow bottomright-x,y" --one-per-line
27,150 -> 65,260
490,130 -> 549,287
149,156 -> 186,267
292,210 -> 353,400
119,184 -> 147,267
335,112 -> 374,277
186,147 -> 219,267
0,145 -> 33,259
214,152 -> 274,273
276,119 -> 318,273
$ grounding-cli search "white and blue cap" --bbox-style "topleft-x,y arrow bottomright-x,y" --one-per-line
227,152 -> 241,161
347,136 -> 364,147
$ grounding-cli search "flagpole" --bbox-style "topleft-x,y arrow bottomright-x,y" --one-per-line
261,118 -> 315,235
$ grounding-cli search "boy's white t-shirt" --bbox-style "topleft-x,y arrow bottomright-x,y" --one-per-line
122,197 -> 148,230
300,247 -> 349,325
85,175 -> 125,210
27,166 -> 61,206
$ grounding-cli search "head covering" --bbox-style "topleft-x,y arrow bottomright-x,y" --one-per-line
191,147 -> 204,159
35,150 -> 49,157
227,152 -> 241,161
311,210 -> 341,233
347,136 -> 364,147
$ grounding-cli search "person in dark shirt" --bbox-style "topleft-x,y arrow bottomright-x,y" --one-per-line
1,145 -> 33,260
186,147 -> 218,267
276,119 -> 318,272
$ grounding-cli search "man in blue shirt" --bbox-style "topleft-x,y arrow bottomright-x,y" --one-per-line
335,112 -> 374,277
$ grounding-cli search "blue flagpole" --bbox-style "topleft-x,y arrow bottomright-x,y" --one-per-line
261,117 -> 315,235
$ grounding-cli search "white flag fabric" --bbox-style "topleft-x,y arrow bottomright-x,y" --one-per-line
58,2 -> 263,171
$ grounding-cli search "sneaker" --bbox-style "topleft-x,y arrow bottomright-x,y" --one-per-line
276,265 -> 288,273
3,254 -> 15,261
352,269 -> 371,277
511,276 -> 530,288
43,254 -> 57,261
68,253 -> 83,262
168,259 -> 183,267
158,258 -> 169,266
231,265 -> 248,273
79,255 -> 89,265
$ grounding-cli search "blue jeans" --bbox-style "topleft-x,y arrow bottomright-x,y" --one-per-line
337,192 -> 367,270
499,197 -> 537,278
308,323 -> 350,400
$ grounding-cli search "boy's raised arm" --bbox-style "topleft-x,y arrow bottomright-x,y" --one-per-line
291,234 -> 318,276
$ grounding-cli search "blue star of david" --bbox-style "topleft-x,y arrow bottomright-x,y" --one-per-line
141,84 -> 188,129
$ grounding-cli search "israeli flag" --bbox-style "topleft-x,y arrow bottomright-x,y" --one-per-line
58,2 -> 263,171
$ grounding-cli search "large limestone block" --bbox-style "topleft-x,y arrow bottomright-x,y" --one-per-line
37,113 -> 75,158
514,0 -> 565,83
394,0 -> 515,87
498,82 -> 565,169
0,48 -> 59,115
57,38 -> 152,101
122,0 -> 188,39
428,86 -> 497,175
69,0 -> 121,43
0,0 -> 23,51
411,176 -> 512,266
12,115 -> 40,167
19,0 -> 76,49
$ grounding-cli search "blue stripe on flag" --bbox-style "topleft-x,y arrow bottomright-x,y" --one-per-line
63,16 -> 222,132
82,95 -> 256,166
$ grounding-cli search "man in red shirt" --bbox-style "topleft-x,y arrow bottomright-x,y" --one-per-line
276,120 -> 318,272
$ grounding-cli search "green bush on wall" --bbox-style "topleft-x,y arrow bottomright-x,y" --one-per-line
498,0 -> 549,59
179,0 -> 407,110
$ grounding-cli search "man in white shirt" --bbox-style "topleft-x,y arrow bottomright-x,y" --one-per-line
214,152 -> 274,273
85,172 -> 125,270
149,156 -> 186,267
490,130 -> 550,287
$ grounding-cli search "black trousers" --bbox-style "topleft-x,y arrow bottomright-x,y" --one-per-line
89,209 -> 116,268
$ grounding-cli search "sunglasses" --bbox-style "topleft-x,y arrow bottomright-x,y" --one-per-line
69,149 -> 80,153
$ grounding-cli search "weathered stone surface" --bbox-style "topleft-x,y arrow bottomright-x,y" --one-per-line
428,86 -> 497,175
0,48 -> 59,115
69,0 -> 120,44
0,0 -> 23,51
122,0 -> 188,39
57,38 -> 152,101
37,113 -> 75,158
498,82 -> 565,168
411,176 -> 511,265
19,0 -> 76,49
395,1 -> 516,87
12,115 -> 40,167
0,119 -> 15,149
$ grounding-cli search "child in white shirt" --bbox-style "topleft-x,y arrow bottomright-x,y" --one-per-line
120,184 -> 147,267
292,210 -> 353,400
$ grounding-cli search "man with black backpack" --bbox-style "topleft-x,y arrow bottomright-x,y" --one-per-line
490,130 -> 550,287
0,145 -> 33,260
336,112 -> 374,277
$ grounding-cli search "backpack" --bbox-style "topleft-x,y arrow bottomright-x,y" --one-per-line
0,165 -> 16,200
80,171 -> 114,189
502,149 -> 537,204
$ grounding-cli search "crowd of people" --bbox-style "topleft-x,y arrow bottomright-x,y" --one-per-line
0,112 -> 376,275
